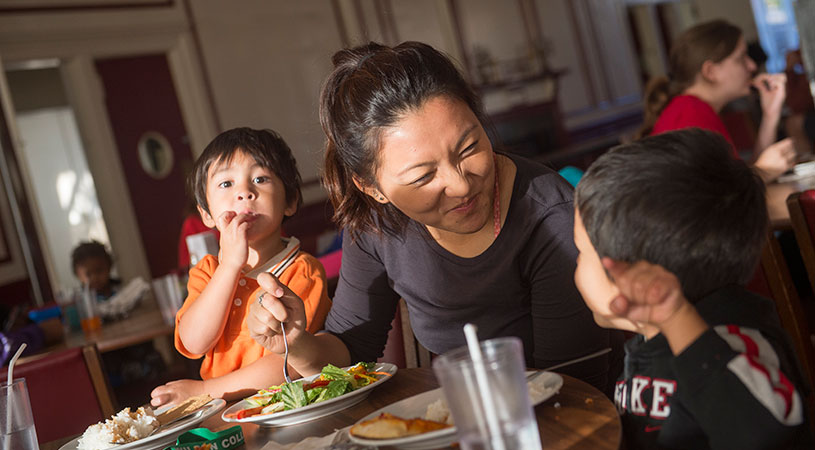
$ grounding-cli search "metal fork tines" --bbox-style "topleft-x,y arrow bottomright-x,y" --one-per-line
281,321 -> 292,383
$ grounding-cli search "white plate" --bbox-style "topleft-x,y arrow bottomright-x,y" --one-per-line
221,362 -> 397,427
59,398 -> 226,450
348,371 -> 563,450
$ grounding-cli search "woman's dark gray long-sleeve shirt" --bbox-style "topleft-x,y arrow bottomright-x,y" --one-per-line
324,153 -> 619,391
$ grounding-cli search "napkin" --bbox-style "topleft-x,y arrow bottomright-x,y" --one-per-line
259,427 -> 361,450
97,277 -> 150,318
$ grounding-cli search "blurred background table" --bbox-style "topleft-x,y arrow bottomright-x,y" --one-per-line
767,179 -> 801,230
18,303 -> 174,365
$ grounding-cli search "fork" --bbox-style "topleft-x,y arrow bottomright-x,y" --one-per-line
280,321 -> 293,383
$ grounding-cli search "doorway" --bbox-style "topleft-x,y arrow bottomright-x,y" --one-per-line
5,61 -> 112,297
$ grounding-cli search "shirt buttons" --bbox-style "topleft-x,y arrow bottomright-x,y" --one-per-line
238,279 -> 246,287
234,298 -> 242,306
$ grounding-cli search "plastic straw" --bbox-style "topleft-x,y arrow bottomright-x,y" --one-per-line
6,343 -> 27,436
463,324 -> 505,450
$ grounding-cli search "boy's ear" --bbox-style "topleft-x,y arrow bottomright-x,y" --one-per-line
283,195 -> 298,218
198,205 -> 216,228
352,175 -> 389,204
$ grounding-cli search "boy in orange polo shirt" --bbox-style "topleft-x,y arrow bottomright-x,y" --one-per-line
151,127 -> 331,406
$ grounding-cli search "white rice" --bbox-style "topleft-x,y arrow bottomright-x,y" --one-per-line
424,398 -> 454,425
77,407 -> 159,450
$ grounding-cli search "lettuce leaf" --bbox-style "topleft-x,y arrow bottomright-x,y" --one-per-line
305,387 -> 324,403
320,364 -> 353,382
313,379 -> 350,403
281,381 -> 308,410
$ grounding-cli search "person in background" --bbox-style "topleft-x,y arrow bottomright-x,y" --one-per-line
0,304 -> 62,367
71,240 -> 120,301
637,19 -> 796,182
248,41 -> 622,395
574,128 -> 811,449
784,49 -> 815,156
151,127 -> 332,407
70,240 -> 166,392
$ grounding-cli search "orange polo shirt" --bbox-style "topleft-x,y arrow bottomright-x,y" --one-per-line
174,250 -> 331,380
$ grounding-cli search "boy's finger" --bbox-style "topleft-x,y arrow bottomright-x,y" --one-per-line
601,258 -> 630,282
609,295 -> 629,316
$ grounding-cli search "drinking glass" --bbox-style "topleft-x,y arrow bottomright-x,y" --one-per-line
75,286 -> 101,334
432,337 -> 542,450
152,273 -> 184,325
1,378 -> 39,449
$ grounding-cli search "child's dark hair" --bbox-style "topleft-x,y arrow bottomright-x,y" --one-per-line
71,240 -> 112,273
189,127 -> 303,217
320,41 -> 488,238
575,128 -> 768,301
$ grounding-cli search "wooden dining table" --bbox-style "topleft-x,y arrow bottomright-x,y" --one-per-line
766,174 -> 815,231
18,302 -> 175,366
42,367 -> 621,449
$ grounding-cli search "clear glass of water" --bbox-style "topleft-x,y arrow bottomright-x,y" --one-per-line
1,378 -> 39,449
432,337 -> 542,450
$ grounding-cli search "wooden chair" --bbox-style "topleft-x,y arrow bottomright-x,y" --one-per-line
753,232 -> 815,435
378,299 -> 433,369
1,344 -> 116,443
787,191 -> 815,293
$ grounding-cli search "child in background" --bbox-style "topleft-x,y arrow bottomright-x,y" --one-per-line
71,241 -> 121,300
573,128 -> 811,449
71,240 -> 166,394
151,127 -> 331,407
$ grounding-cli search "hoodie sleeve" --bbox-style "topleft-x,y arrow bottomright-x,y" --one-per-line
669,325 -> 804,449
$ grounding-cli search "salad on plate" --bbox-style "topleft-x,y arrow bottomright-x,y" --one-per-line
228,362 -> 392,419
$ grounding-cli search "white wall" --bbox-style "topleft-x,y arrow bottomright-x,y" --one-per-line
692,0 -> 759,42
188,1 -> 344,203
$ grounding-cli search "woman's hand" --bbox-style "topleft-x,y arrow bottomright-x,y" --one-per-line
216,211 -> 251,270
247,273 -> 308,353
150,379 -> 206,408
754,137 -> 796,182
753,73 -> 787,119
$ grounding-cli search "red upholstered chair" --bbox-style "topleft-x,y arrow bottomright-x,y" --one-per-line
1,345 -> 116,444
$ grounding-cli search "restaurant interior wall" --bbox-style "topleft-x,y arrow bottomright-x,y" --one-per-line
0,0 -> 751,300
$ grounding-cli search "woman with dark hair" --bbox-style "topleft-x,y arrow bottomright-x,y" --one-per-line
248,41 -> 621,393
638,19 -> 796,182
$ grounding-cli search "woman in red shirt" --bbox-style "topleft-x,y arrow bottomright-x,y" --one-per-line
638,20 -> 796,182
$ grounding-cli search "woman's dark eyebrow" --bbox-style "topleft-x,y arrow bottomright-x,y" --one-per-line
455,124 -> 478,151
397,124 -> 478,176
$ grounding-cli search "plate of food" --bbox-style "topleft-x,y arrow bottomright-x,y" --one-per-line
348,370 -> 562,449
60,395 -> 225,450
221,361 -> 397,427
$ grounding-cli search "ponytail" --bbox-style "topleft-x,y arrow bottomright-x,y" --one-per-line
636,76 -> 676,139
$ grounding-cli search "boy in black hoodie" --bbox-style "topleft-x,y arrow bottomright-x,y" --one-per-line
573,128 -> 812,449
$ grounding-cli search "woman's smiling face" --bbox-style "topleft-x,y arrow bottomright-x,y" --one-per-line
369,95 -> 495,235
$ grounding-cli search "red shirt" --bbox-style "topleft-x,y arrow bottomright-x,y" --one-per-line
651,95 -> 739,158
